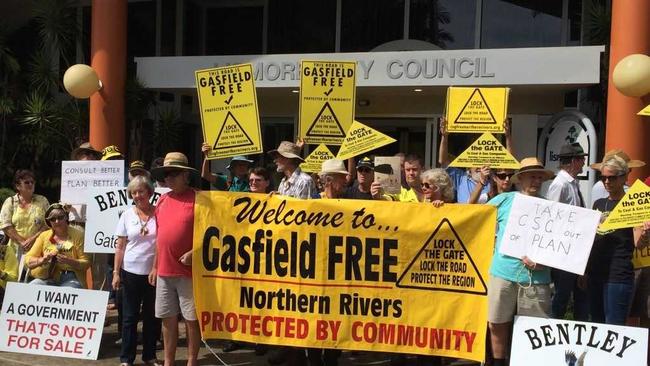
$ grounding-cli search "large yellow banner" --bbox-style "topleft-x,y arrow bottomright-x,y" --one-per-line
193,193 -> 496,362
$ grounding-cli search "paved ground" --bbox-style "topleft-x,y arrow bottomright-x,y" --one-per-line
0,310 -> 481,366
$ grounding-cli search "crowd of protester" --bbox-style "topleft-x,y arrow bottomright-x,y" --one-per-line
1,117 -> 650,366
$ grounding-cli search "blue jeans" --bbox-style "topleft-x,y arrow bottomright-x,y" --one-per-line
30,271 -> 82,288
120,270 -> 160,364
589,278 -> 634,325
551,268 -> 589,320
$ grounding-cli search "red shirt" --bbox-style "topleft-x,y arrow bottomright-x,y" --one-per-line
155,189 -> 195,277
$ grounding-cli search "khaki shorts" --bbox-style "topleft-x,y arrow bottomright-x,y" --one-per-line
488,274 -> 551,324
155,276 -> 197,321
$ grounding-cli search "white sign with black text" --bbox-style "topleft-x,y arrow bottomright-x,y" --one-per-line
84,187 -> 169,253
511,316 -> 647,365
0,282 -> 108,360
60,160 -> 125,204
499,193 -> 600,275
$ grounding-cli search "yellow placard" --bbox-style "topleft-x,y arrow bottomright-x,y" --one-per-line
445,87 -> 509,133
638,104 -> 650,116
195,64 -> 262,160
300,144 -> 336,173
633,246 -> 650,269
336,120 -> 397,160
193,192 -> 495,362
299,60 -> 356,145
599,180 -> 650,231
448,133 -> 520,169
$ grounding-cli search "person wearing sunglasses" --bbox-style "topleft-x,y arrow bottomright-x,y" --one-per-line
23,203 -> 90,288
420,169 -> 455,207
486,158 -> 555,366
467,167 -> 515,204
0,169 -> 49,287
586,155 -> 639,325
150,152 -> 201,366
439,117 -> 514,204
344,156 -> 375,200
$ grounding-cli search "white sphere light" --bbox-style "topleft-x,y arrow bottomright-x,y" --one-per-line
63,64 -> 102,99
612,54 -> 650,97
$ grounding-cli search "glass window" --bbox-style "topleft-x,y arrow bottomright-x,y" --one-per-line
481,0 -> 562,48
409,0 -> 476,49
183,0 -> 202,56
205,6 -> 263,55
268,0 -> 336,54
128,2 -> 156,58
341,0 -> 405,52
161,0 -> 176,56
568,0 -> 582,45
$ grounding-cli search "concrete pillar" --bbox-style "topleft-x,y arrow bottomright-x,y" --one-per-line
89,0 -> 127,153
605,0 -> 650,182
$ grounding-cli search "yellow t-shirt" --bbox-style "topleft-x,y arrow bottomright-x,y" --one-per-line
0,243 -> 18,288
385,187 -> 422,203
0,194 -> 49,284
24,226 -> 90,288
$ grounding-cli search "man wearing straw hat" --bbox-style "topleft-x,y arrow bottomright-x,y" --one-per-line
487,157 -> 555,366
268,141 -> 316,199
546,142 -> 590,322
266,141 -> 315,364
150,152 -> 201,366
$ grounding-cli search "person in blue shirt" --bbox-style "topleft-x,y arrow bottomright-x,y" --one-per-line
438,117 -> 513,203
201,142 -> 253,192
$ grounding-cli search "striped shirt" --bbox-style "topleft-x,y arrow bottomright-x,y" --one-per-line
277,168 -> 316,199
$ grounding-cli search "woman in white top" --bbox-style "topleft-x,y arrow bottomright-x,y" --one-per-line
113,176 -> 161,366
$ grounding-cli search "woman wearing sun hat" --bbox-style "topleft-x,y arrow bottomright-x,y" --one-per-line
486,157 -> 555,366
23,203 -> 90,288
590,149 -> 645,206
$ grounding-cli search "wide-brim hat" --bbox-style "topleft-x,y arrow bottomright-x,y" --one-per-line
226,156 -> 254,170
71,142 -> 102,160
557,142 -> 588,158
319,159 -> 349,176
45,203 -> 68,228
101,145 -> 124,160
511,157 -> 554,183
150,152 -> 198,181
267,141 -> 304,162
590,149 -> 646,170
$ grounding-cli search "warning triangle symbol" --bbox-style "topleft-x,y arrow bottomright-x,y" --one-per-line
213,111 -> 254,150
306,102 -> 346,138
638,104 -> 650,116
336,120 -> 397,160
449,133 -> 520,169
600,180 -> 650,231
455,89 -> 497,125
396,218 -> 488,295
300,144 -> 336,173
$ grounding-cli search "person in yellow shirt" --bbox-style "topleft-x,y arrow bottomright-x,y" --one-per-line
24,203 -> 90,288
0,169 -> 49,284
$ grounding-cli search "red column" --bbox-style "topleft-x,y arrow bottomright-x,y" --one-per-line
89,0 -> 127,153
605,0 -> 650,182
